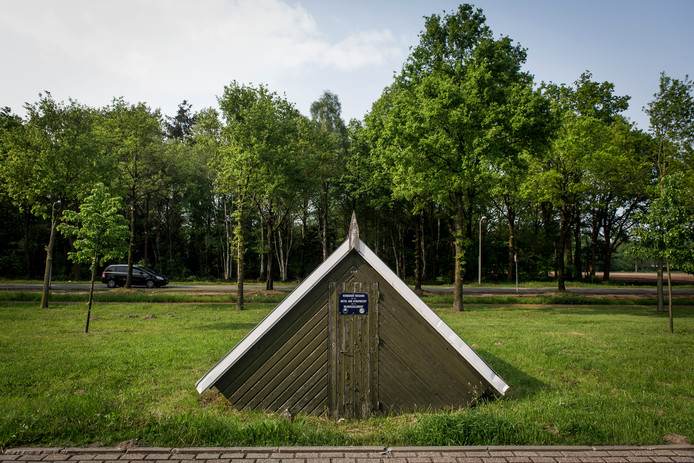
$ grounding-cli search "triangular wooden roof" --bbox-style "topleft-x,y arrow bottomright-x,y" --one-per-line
196,213 -> 509,396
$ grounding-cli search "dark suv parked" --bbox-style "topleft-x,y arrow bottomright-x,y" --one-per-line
101,265 -> 169,288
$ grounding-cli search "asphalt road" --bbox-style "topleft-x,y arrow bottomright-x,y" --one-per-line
2,281 -> 693,296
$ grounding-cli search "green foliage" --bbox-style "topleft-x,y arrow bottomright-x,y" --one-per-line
526,73 -> 633,209
214,82 -> 304,202
632,72 -> 694,272
632,173 -> 694,272
165,100 -> 197,142
646,72 -> 694,177
365,4 -> 553,306
95,98 -> 165,201
543,70 -> 630,123
0,93 -> 102,217
58,183 -> 129,268
371,13 -> 549,207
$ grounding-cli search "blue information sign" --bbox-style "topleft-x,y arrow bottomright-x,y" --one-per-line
339,292 -> 368,315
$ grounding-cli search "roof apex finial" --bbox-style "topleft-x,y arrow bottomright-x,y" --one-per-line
348,211 -> 359,249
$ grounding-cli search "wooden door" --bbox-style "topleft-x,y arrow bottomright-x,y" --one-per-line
328,279 -> 379,418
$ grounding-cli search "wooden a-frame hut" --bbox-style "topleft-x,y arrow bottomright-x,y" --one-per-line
196,213 -> 509,418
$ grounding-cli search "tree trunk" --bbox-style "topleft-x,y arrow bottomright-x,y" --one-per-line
284,223 -> 293,281
85,255 -> 97,333
265,217 -> 274,290
274,224 -> 289,282
155,226 -> 161,270
24,209 -> 32,278
40,205 -> 58,309
203,211 -> 211,276
259,221 -> 265,281
236,198 -> 245,310
299,204 -> 308,278
656,262 -> 664,313
143,196 -> 150,266
167,204 -> 173,271
375,215 -> 381,256
320,182 -> 329,261
666,260 -> 673,333
453,203 -> 465,311
66,237 -> 80,280
391,232 -> 400,277
434,216 -> 441,280
602,219 -> 612,282
541,202 -> 556,280
602,246 -> 613,282
223,200 -> 231,280
588,209 -> 600,280
573,211 -> 582,281
507,206 -> 516,282
414,213 -> 423,294
125,204 -> 135,288
420,213 -> 427,281
557,206 -> 570,292
274,228 -> 281,280
400,223 -> 406,279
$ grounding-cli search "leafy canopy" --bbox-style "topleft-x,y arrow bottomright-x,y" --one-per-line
368,4 -> 550,208
631,173 -> 694,272
58,183 -> 129,266
0,93 -> 101,217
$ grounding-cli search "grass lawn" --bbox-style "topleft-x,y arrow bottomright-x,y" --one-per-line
0,300 -> 692,447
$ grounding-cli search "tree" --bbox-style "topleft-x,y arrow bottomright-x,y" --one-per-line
644,72 -> 694,310
203,107 -> 250,308
632,173 -> 694,332
524,113 -> 601,290
583,120 -> 650,281
310,91 -> 347,261
0,108 -> 28,275
368,4 -> 550,309
58,183 -> 128,333
0,93 -> 102,307
527,73 -> 630,290
165,100 -> 197,142
490,154 -> 530,283
646,73 -> 694,184
95,99 -> 164,288
197,106 -> 251,307
213,82 -> 303,301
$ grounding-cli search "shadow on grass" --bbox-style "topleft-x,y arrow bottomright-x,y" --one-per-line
477,350 -> 546,400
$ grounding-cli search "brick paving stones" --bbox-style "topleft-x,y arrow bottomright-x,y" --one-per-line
1,446 -> 692,463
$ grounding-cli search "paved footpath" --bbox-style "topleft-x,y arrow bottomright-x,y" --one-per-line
2,446 -> 693,463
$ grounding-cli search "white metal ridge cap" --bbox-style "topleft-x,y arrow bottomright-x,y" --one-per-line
356,240 -> 510,396
195,239 -> 352,394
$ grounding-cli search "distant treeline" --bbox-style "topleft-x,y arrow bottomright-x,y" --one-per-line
0,5 -> 692,309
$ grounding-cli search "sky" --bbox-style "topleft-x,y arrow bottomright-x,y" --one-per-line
1,0 -> 692,129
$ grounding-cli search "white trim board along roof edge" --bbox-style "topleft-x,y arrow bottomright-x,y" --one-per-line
195,236 -> 509,396
195,239 -> 351,393
356,241 -> 509,395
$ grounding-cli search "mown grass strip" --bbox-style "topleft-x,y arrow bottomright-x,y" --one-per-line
423,293 -> 694,306
1,290 -> 692,306
0,301 -> 691,447
0,291 -> 281,304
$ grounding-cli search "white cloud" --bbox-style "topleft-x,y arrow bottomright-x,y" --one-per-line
0,0 -> 404,116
